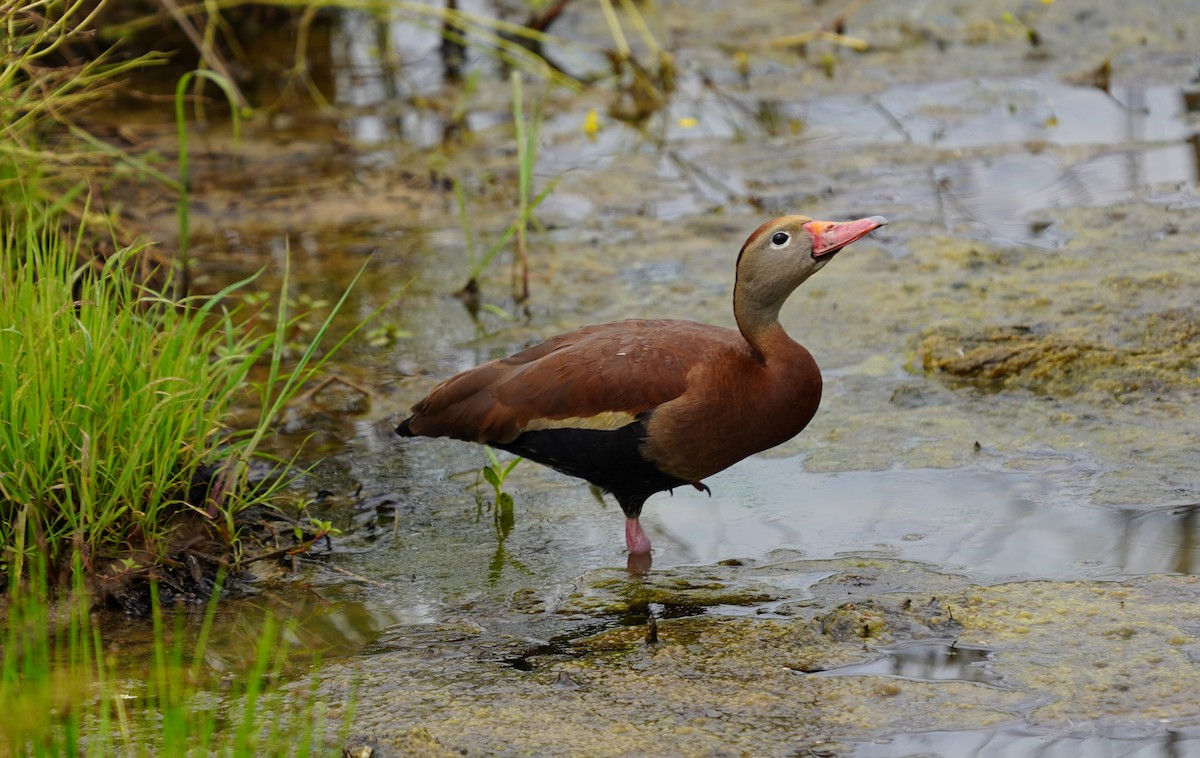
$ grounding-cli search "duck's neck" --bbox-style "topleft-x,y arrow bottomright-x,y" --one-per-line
734,303 -> 793,364
733,260 -> 809,363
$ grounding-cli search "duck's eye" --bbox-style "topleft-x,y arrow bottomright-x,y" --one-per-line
771,231 -> 790,246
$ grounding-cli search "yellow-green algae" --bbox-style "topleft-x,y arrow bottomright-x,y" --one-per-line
327,559 -> 1200,755
557,565 -> 780,616
917,310 -> 1200,395
954,576 -> 1200,726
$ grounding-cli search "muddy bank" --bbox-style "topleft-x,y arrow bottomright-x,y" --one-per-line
326,557 -> 1200,756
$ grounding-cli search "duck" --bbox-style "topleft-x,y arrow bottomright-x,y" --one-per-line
397,214 -> 888,555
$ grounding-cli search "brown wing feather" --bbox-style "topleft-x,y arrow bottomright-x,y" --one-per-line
402,319 -> 745,444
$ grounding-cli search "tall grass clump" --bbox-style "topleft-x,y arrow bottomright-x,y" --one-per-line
0,199 -> 376,587
1,2 -> 383,589
0,207 -> 264,584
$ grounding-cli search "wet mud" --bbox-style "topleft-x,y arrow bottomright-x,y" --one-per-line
104,0 -> 1200,753
323,560 -> 1200,756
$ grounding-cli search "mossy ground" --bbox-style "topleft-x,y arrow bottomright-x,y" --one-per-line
327,559 -> 1200,756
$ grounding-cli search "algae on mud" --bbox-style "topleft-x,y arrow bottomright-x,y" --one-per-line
326,558 -> 1200,756
917,309 -> 1200,396
910,205 -> 1200,397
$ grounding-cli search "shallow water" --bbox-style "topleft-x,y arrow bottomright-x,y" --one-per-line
648,459 -> 1200,579
108,0 -> 1200,753
812,639 -> 1001,686
851,728 -> 1200,758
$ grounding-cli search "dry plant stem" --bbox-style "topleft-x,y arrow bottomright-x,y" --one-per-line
512,71 -> 531,303
513,207 -> 530,304
596,0 -> 630,58
238,542 -> 298,565
328,564 -> 387,586
528,0 -> 571,33
293,374 -> 381,404
822,0 -> 872,32
441,0 -> 466,82
616,0 -> 660,57
7,0 -> 108,65
768,30 -> 870,51
157,0 -> 248,108
290,5 -> 330,107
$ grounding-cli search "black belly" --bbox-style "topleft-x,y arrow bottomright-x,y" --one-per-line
493,417 -> 688,517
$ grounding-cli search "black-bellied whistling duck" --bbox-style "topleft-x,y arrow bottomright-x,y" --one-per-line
397,214 -> 887,556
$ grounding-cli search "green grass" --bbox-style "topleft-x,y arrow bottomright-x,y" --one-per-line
0,207 -> 263,580
0,3 -> 379,582
454,72 -> 560,308
174,68 -> 245,298
1,554 -> 353,755
0,196 -> 379,585
1,1 -> 394,586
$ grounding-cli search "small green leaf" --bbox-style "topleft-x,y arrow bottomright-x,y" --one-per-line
485,447 -> 502,467
479,303 -> 516,321
482,466 -> 501,488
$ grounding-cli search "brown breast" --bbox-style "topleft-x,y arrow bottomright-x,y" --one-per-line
641,328 -> 822,482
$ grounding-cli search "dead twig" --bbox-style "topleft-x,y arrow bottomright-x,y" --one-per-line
157,0 -> 249,109
293,375 -> 381,405
822,0 -> 872,34
767,30 -> 870,52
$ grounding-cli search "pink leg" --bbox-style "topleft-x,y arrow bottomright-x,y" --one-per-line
625,517 -> 652,555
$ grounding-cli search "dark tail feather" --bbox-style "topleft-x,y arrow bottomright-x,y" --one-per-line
395,416 -> 417,437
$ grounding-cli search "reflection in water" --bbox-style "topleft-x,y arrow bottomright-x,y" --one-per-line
328,3 -> 520,148
650,460 -> 1200,581
853,726 -> 1200,758
478,488 -> 530,586
928,143 -> 1196,245
96,593 -> 401,674
313,3 -> 1200,241
1110,504 -> 1200,576
626,551 -> 653,575
812,640 -> 1000,686
866,82 -> 1200,245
